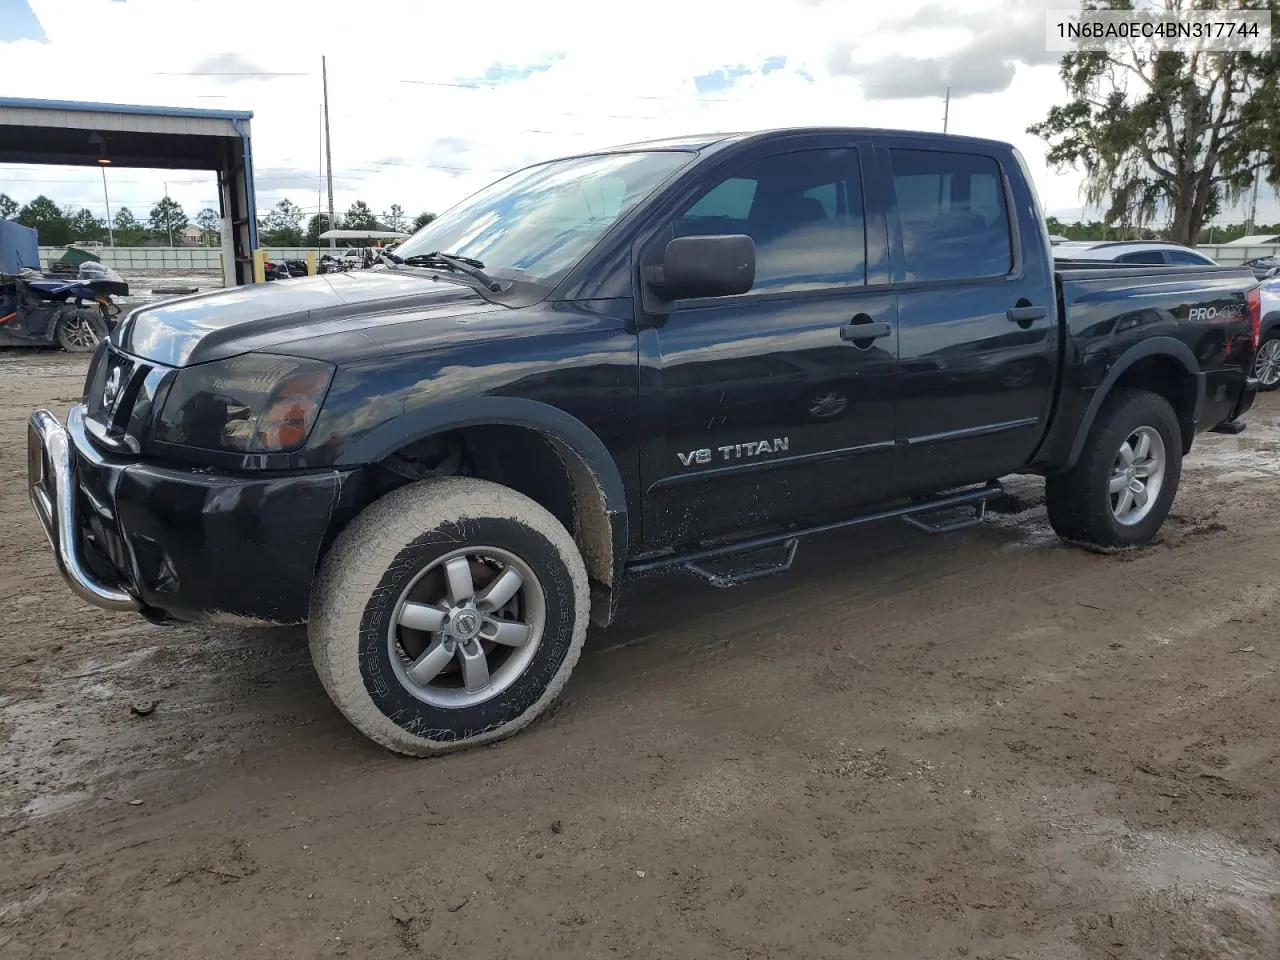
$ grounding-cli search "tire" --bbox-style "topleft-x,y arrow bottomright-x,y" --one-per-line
1252,329 -> 1280,391
55,309 -> 107,353
309,476 -> 590,756
1045,388 -> 1182,549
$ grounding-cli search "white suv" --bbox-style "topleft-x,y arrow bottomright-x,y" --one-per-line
1253,277 -> 1280,390
1052,240 -> 1218,266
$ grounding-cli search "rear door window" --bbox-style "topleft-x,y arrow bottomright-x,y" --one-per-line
1116,250 -> 1166,264
1164,249 -> 1214,265
889,148 -> 1013,283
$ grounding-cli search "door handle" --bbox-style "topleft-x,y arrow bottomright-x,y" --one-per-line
839,320 -> 892,343
1007,305 -> 1047,324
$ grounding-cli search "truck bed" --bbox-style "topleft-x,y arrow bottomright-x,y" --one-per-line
1034,261 -> 1260,472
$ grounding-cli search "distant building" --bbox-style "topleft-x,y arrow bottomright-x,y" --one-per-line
1223,234 -> 1280,247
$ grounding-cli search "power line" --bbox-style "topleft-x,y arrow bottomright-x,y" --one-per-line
143,67 -> 786,106
155,71 -> 312,78
393,78 -> 749,103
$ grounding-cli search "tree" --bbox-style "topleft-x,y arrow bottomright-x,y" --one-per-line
1029,0 -> 1280,245
412,211 -> 437,231
16,195 -> 71,245
148,196 -> 188,243
68,208 -> 106,243
259,198 -> 305,247
113,207 -> 148,245
304,214 -> 328,246
0,193 -> 17,220
344,200 -> 379,234
1197,219 -> 1280,243
195,207 -> 221,245
386,203 -> 406,232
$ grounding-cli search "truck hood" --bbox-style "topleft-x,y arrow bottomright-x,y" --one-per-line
114,270 -> 499,367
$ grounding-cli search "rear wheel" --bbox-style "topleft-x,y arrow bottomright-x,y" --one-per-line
55,309 -> 107,353
1253,330 -> 1280,391
1045,389 -> 1182,549
309,477 -> 589,756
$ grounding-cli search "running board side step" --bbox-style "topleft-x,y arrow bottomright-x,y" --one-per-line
902,497 -> 989,534
684,539 -> 799,588
1210,419 -> 1246,435
627,481 -> 1003,588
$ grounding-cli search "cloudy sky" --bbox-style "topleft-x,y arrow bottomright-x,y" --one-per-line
0,0 -> 1274,230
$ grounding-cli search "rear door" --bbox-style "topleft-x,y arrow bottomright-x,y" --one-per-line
883,142 -> 1059,495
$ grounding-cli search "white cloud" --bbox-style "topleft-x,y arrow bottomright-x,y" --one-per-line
1,0 -> 1273,230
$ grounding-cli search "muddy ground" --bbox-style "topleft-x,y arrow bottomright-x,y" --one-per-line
0,350 -> 1277,960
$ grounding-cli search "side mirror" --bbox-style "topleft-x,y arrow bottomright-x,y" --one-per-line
650,234 -> 756,300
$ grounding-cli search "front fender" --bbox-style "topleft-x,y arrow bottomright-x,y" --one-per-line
1261,311 -> 1280,341
331,396 -> 630,605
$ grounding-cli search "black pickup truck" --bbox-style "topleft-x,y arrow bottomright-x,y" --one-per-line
29,128 -> 1261,755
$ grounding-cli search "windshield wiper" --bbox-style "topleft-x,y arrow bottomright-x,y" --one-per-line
398,252 -> 501,291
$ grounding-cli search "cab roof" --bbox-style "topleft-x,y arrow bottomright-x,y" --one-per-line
594,127 -> 1015,155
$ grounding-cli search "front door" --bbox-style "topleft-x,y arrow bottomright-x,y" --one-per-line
637,142 -> 899,551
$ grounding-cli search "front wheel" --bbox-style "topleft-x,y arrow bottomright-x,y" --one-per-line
55,309 -> 107,353
309,477 -> 589,756
1045,388 -> 1182,549
1253,330 -> 1280,391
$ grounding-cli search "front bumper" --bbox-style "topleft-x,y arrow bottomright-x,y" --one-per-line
28,409 -> 140,612
28,405 -> 352,624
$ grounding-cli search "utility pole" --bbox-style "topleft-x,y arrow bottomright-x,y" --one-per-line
317,103 -> 324,247
942,86 -> 950,134
1247,155 -> 1261,235
164,181 -> 174,246
322,56 -> 336,249
99,161 -> 114,248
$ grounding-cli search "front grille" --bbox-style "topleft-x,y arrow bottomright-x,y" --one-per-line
83,346 -> 175,451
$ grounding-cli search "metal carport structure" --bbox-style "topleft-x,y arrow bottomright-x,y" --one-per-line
0,97 -> 259,286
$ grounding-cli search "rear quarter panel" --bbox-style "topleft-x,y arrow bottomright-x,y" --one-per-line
1033,266 -> 1257,470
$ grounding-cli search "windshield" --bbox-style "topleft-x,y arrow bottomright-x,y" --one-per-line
393,150 -> 695,286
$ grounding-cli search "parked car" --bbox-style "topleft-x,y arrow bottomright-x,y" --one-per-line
1243,254 -> 1280,281
1251,276 -> 1280,390
1053,240 -> 1218,266
28,127 -> 1261,756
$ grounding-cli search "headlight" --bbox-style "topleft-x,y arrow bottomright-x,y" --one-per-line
156,353 -> 334,453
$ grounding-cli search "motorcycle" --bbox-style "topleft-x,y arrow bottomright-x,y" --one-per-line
0,262 -> 129,353
318,253 -> 352,274
262,259 -> 312,281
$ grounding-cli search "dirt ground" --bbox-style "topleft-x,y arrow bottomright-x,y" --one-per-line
0,349 -> 1277,960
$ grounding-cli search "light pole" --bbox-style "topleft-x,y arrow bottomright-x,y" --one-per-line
323,56 -> 336,248
99,159 -> 115,247
164,181 -> 174,246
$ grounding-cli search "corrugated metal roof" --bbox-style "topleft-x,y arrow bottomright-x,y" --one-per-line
0,97 -> 252,121
1222,234 -> 1280,246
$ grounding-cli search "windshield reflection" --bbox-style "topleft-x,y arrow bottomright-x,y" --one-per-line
394,151 -> 695,286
